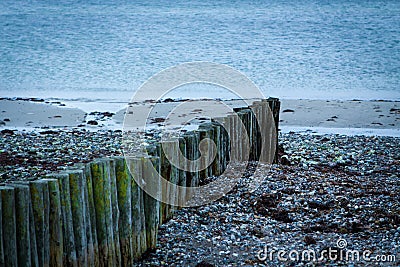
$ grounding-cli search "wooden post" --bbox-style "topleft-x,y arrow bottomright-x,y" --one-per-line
90,159 -> 116,266
159,140 -> 180,212
145,145 -> 165,225
267,97 -> 280,163
211,122 -> 221,176
12,181 -> 41,267
114,157 -> 134,266
182,132 -> 199,203
82,163 -> 98,267
177,137 -> 187,206
29,180 -> 51,267
251,101 -> 262,162
68,170 -> 89,267
109,159 -> 122,267
197,124 -> 214,181
0,186 -> 17,266
41,178 -> 63,267
226,114 -> 237,162
50,173 -> 77,267
0,188 -> 3,267
126,157 -> 147,259
158,141 -> 178,222
10,184 -> 31,267
142,157 -> 160,250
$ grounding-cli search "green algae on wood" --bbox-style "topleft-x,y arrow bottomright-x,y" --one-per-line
29,180 -> 51,267
9,184 -> 32,267
14,181 -> 40,267
114,157 -> 134,266
0,190 -> 3,266
142,157 -> 160,250
108,158 -> 122,267
54,173 -> 78,267
68,170 -> 89,267
90,159 -> 116,266
42,178 -> 63,267
0,186 -> 17,266
127,157 -> 147,259
83,163 -> 99,267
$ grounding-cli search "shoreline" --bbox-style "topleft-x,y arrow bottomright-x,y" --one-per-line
0,97 -> 399,136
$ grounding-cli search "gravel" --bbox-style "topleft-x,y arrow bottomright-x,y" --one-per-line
136,133 -> 400,266
0,129 -> 122,183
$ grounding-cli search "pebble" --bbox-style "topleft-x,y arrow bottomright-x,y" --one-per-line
136,133 -> 399,266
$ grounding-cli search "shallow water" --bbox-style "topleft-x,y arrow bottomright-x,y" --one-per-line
0,0 -> 399,102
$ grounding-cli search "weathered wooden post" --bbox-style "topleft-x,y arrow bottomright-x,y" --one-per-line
177,137 -> 187,206
250,101 -> 262,162
0,188 -> 4,266
68,170 -> 89,267
109,158 -> 122,267
267,97 -> 280,163
114,156 -> 134,266
142,156 -> 160,249
126,157 -> 147,259
0,186 -> 17,266
13,181 -> 39,267
41,178 -> 63,267
10,184 -> 32,267
90,159 -> 116,266
82,163 -> 98,267
52,173 -> 77,267
29,179 -> 51,267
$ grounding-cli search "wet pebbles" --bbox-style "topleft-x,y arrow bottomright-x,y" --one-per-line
137,133 -> 399,266
0,129 -> 122,183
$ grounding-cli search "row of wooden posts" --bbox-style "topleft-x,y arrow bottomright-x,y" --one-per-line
0,98 -> 280,266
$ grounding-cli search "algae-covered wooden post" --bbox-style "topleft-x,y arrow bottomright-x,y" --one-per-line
190,131 -> 200,188
126,157 -> 147,259
10,184 -> 31,267
0,189 -> 3,266
90,159 -> 116,266
159,140 -> 180,214
251,101 -> 262,162
41,178 -> 63,267
178,137 -> 187,206
29,179 -> 51,267
260,100 -> 273,163
182,132 -> 198,203
197,124 -> 214,181
142,156 -> 160,250
0,186 -> 17,266
68,170 -> 88,267
158,141 -> 178,222
145,145 -> 165,226
114,156 -> 134,266
83,163 -> 98,267
267,97 -> 280,163
53,173 -> 77,267
226,114 -> 237,162
211,122 -> 222,176
10,181 -> 39,266
109,158 -> 122,267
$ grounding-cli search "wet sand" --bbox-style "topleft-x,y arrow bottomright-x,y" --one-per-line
1,98 -> 399,136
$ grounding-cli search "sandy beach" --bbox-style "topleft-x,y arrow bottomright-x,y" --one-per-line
1,97 -> 399,136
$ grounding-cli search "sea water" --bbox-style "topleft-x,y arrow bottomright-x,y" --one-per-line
1,0 -> 399,107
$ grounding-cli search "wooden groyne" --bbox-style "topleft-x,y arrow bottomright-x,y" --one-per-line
0,98 -> 280,266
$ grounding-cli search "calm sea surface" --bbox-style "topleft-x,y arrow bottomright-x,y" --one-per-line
0,0 -> 399,102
